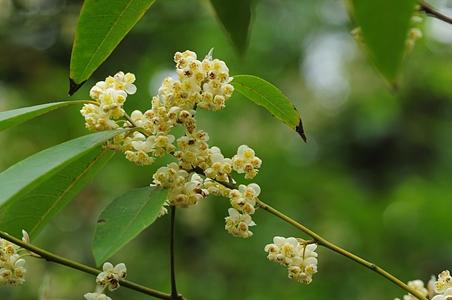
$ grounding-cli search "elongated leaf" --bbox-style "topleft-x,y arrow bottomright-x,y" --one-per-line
0,131 -> 121,237
93,187 -> 167,265
232,75 -> 306,141
0,101 -> 86,131
351,0 -> 417,83
69,0 -> 156,94
209,0 -> 252,54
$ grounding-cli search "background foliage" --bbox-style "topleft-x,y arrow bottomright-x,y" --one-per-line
0,0 -> 452,299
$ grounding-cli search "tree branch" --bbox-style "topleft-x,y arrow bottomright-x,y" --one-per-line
420,1 -> 452,25
0,231 -> 172,300
256,200 -> 428,300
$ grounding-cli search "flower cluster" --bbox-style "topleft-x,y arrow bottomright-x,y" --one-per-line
80,50 -> 263,239
81,72 -> 136,131
225,183 -> 261,238
0,231 -> 28,286
264,237 -> 318,284
232,145 -> 262,179
153,163 -> 208,208
84,262 -> 127,300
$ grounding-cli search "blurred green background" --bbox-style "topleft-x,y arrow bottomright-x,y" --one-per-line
1,0 -> 452,299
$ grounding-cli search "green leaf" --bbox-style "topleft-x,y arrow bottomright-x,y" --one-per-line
209,0 -> 252,54
69,0 -> 156,93
93,187 -> 167,265
232,75 -> 306,141
351,0 -> 417,83
0,101 -> 86,131
0,131 -> 121,237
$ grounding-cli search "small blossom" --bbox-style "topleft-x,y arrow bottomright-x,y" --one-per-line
435,271 -> 452,294
428,270 -> 452,300
113,71 -> 137,95
96,262 -> 127,291
232,145 -> 262,179
229,183 -> 260,215
225,208 -> 255,238
204,147 -> 232,182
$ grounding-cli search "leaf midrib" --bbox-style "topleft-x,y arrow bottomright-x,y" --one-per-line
79,0 -> 136,80
234,76 -> 299,126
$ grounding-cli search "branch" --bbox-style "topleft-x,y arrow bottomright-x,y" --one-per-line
169,206 -> 183,300
420,1 -> 452,25
0,231 -> 172,300
256,200 -> 428,300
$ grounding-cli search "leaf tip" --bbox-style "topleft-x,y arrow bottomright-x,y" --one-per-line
68,78 -> 86,96
295,120 -> 307,143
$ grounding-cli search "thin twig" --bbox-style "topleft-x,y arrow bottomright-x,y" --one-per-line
420,1 -> 452,25
0,231 -> 172,300
255,200 -> 428,300
169,206 -> 182,300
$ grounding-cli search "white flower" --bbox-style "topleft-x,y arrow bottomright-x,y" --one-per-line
84,292 -> 112,300
232,145 -> 262,179
427,270 -> 452,300
225,208 -> 255,238
96,262 -> 127,291
229,183 -> 261,215
204,146 -> 232,182
435,271 -> 452,294
264,237 -> 318,284
113,71 -> 137,95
